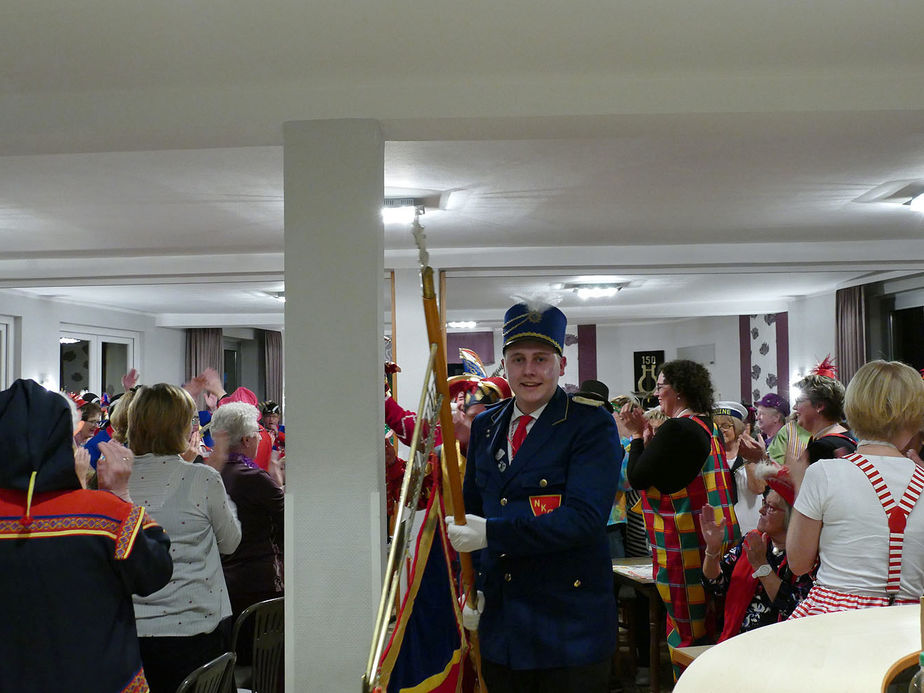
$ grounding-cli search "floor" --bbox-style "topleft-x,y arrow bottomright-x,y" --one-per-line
610,606 -> 675,693
610,643 -> 674,692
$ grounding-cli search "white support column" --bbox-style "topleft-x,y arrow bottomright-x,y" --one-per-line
392,267 -> 433,449
283,119 -> 385,692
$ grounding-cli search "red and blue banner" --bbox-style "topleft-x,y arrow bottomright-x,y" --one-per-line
377,493 -> 467,693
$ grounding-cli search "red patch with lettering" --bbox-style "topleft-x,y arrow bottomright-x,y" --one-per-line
529,495 -> 562,516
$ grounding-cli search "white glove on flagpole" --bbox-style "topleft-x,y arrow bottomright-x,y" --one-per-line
462,590 -> 485,631
445,514 -> 488,552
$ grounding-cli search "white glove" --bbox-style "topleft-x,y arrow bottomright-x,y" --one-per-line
462,590 -> 485,631
445,514 -> 488,552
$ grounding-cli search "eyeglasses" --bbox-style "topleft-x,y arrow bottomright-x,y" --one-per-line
718,422 -> 735,431
84,418 -> 102,428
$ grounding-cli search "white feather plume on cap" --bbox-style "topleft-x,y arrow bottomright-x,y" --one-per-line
510,292 -> 563,313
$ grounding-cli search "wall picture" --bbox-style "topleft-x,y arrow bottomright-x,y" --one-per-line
633,350 -> 664,402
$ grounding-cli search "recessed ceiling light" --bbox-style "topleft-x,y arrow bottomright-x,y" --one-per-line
854,180 -> 924,207
381,206 -> 417,224
438,189 -> 471,211
447,321 -> 477,329
906,194 -> 924,212
576,286 -> 620,299
558,281 -> 630,300
382,197 -> 424,225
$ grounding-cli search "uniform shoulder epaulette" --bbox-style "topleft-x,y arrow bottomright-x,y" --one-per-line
481,400 -> 507,413
571,393 -> 607,409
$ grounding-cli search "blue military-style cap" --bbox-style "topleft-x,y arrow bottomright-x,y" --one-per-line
502,302 -> 567,354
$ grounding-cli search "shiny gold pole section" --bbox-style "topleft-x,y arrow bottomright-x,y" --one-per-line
420,265 -> 486,692
363,345 -> 440,693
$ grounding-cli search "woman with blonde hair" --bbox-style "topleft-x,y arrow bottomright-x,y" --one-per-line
788,360 -> 924,616
127,383 -> 241,693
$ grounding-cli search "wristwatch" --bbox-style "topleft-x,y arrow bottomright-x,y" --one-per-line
752,564 -> 772,579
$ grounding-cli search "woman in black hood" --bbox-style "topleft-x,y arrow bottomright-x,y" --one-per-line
0,378 -> 173,693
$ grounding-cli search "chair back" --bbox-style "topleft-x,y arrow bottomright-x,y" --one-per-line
231,597 -> 284,693
174,651 -> 236,693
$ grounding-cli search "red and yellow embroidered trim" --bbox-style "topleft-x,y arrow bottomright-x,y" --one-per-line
0,514 -> 121,540
122,666 -> 149,693
115,505 -> 145,560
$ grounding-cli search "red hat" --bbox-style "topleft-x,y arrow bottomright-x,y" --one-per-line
65,392 -> 86,408
218,386 -> 259,408
755,462 -> 796,507
464,376 -> 512,410
447,375 -> 481,402
482,376 -> 512,401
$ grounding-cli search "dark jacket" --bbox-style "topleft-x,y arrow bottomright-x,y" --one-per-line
220,456 -> 285,608
0,379 -> 173,693
463,386 -> 622,669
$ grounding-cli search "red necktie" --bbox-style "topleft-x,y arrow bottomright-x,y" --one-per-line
511,415 -> 533,459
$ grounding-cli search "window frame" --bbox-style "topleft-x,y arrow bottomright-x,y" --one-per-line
59,324 -> 140,396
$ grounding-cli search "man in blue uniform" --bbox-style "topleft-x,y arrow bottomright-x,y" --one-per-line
446,302 -> 622,693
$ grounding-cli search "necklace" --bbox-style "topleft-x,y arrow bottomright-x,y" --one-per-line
813,423 -> 841,438
857,439 -> 901,453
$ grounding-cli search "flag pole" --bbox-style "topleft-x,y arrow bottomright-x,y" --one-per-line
363,345 -> 441,692
415,219 -> 486,690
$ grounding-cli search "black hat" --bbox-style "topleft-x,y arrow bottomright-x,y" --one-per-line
80,392 -> 101,405
573,380 -> 613,412
260,400 -> 281,416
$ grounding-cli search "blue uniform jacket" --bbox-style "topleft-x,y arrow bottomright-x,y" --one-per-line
462,386 -> 622,670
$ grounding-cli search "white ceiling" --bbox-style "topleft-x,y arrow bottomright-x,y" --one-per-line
3,1 -> 924,330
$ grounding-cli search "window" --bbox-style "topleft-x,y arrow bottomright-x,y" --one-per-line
0,316 -> 13,389
59,325 -> 138,397
223,338 -> 242,393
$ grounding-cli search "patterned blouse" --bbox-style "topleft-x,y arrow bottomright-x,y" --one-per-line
702,541 -> 814,633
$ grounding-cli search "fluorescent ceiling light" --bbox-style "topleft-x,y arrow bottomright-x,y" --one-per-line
59,337 -> 80,345
907,194 -> 924,212
383,197 -> 424,225
576,287 -> 619,299
447,321 -> 477,329
559,281 -> 629,300
381,206 -> 417,224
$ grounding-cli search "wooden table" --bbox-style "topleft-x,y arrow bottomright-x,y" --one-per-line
673,604 -> 922,692
613,557 -> 663,693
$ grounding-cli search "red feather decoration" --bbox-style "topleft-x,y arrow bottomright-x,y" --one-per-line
810,354 -> 838,380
